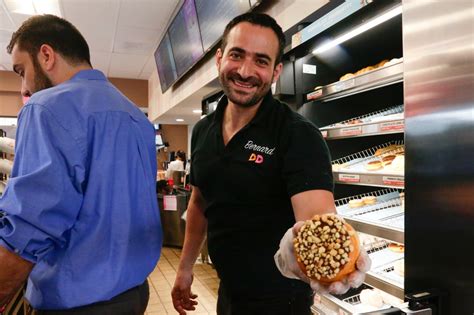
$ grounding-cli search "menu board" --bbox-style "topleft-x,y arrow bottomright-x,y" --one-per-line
154,32 -> 177,93
195,0 -> 250,52
168,0 -> 204,77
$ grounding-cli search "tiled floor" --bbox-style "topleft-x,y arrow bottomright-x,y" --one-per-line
146,247 -> 219,315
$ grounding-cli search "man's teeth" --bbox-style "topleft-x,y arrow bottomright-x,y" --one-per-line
234,80 -> 253,88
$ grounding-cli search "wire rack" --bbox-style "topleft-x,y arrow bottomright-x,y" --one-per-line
332,140 -> 404,168
335,188 -> 401,207
343,294 -> 362,305
322,105 -> 404,128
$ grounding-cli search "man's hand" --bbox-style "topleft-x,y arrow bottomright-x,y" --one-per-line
274,221 -> 371,295
0,246 -> 33,306
171,269 -> 198,315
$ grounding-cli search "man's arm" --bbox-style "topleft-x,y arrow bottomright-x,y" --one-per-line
291,189 -> 336,221
178,186 -> 208,271
172,186 -> 207,315
0,246 -> 33,305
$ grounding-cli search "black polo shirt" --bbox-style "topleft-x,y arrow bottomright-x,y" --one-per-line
190,91 -> 333,297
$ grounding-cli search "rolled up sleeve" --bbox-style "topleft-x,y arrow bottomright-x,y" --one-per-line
0,104 -> 85,263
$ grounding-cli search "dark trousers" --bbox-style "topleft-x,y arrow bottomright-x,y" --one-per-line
34,281 -> 149,315
217,283 -> 313,315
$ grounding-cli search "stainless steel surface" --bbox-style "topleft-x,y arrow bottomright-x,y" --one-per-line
403,0 -> 474,313
337,189 -> 405,243
158,193 -> 188,247
321,118 -> 404,140
345,218 -> 404,244
307,61 -> 404,102
366,272 -> 404,300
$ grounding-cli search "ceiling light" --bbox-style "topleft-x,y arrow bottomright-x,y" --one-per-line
313,5 -> 402,55
176,118 -> 184,122
4,0 -> 35,15
193,109 -> 202,114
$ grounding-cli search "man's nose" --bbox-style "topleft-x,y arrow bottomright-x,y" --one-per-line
21,85 -> 31,98
237,59 -> 253,79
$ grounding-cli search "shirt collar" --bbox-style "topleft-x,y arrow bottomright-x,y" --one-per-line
212,91 -> 274,127
70,69 -> 107,82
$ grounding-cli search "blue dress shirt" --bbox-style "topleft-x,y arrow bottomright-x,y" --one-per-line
0,70 -> 162,309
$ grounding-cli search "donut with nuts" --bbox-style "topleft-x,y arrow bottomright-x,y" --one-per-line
293,214 -> 360,283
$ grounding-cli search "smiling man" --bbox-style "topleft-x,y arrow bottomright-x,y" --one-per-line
0,14 -> 162,314
171,12 -> 370,315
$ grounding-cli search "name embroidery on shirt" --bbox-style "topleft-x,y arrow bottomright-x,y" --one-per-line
244,140 -> 275,155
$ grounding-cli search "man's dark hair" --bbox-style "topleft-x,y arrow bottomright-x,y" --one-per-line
221,12 -> 286,66
7,14 -> 91,67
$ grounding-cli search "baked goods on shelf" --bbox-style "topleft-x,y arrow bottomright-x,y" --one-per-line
293,214 -> 360,283
349,199 -> 364,208
339,73 -> 354,81
360,289 -> 384,308
388,154 -> 405,172
388,243 -> 405,253
374,144 -> 403,157
365,160 -> 383,171
382,154 -> 396,166
338,57 -> 401,81
362,196 -> 377,205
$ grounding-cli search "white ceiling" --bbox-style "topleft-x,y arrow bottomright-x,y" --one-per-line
0,0 -> 180,80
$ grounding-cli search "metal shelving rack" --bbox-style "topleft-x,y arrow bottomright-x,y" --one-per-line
307,60 -> 403,103
336,189 -> 404,244
331,141 -> 405,188
320,105 -> 404,140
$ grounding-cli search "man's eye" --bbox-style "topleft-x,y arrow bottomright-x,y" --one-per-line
229,53 -> 241,59
257,59 -> 269,66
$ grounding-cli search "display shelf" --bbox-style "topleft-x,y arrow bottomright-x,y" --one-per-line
336,189 -> 404,243
312,284 -> 403,315
364,239 -> 404,300
332,141 -> 404,188
320,105 -> 404,140
307,60 -> 403,103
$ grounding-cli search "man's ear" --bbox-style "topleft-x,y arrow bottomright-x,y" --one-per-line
37,44 -> 56,72
216,48 -> 223,69
272,62 -> 283,84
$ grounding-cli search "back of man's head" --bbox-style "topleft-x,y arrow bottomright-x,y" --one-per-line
220,12 -> 286,66
7,14 -> 91,67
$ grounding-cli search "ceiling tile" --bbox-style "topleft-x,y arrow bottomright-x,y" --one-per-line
90,51 -> 111,76
108,52 -> 147,78
118,0 -> 178,30
62,0 -> 119,52
8,12 -> 32,28
140,55 -> 156,76
0,30 -> 13,43
113,26 -> 157,55
0,6 -> 15,30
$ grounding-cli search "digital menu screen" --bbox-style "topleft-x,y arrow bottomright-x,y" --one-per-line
154,32 -> 178,93
168,0 -> 204,77
195,0 -> 250,52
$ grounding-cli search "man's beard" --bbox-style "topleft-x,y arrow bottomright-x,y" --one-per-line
31,55 -> 53,94
219,71 -> 272,108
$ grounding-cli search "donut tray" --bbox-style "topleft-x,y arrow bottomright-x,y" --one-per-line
336,189 -> 405,243
332,141 -> 405,188
319,105 -> 404,139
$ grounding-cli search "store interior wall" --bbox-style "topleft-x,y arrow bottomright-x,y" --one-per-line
147,0 -> 330,123
0,71 -> 148,117
0,70 -> 22,116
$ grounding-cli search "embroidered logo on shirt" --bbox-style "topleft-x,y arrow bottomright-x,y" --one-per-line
244,140 -> 275,155
249,153 -> 264,164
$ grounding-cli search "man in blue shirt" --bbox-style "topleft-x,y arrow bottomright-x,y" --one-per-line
0,14 -> 162,314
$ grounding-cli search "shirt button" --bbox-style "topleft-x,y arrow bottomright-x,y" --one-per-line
14,248 -> 19,253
